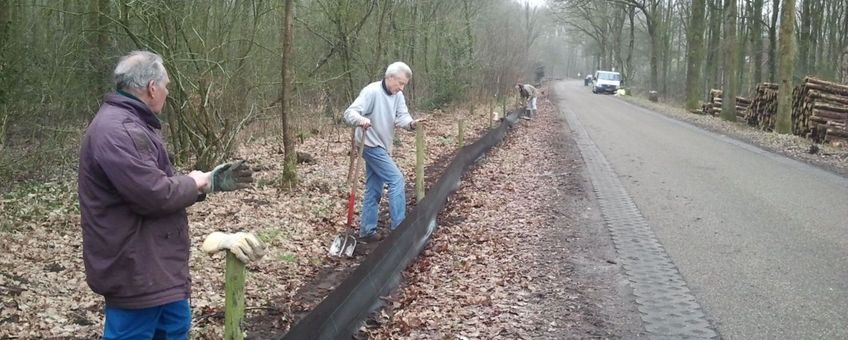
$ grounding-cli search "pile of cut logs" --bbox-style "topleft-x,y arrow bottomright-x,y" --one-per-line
743,83 -> 779,131
791,77 -> 848,144
735,96 -> 751,119
700,89 -> 750,117
701,89 -> 723,116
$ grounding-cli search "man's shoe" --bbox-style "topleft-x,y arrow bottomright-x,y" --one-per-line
357,232 -> 383,244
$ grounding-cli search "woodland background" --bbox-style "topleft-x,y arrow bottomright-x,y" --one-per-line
1,0 -> 847,187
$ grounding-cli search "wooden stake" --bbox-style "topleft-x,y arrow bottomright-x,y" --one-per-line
415,125 -> 425,202
224,252 -> 246,340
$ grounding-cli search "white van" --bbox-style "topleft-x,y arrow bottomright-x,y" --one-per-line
592,71 -> 622,94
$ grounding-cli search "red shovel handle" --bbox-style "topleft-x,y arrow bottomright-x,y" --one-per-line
346,192 -> 356,227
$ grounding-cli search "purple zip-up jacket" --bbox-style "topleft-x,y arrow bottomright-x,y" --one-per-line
78,92 -> 201,309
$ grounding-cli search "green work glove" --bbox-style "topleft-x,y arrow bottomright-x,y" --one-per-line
204,160 -> 254,193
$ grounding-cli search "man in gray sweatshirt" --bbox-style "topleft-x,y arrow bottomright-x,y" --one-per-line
344,62 -> 422,240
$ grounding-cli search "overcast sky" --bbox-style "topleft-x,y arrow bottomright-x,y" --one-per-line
515,0 -> 548,8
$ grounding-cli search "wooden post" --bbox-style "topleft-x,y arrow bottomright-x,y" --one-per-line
224,252 -> 246,340
415,125 -> 425,202
500,95 -> 507,122
457,117 -> 465,148
488,93 -> 495,129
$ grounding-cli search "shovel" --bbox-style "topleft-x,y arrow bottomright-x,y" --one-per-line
329,127 -> 366,257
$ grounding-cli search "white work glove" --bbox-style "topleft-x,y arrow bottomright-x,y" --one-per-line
201,232 -> 266,263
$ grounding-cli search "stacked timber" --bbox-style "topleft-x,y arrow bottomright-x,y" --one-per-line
699,89 -> 750,118
735,96 -> 751,119
743,82 -> 779,131
701,89 -> 723,116
791,77 -> 848,145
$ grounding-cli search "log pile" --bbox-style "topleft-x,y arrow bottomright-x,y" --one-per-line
791,77 -> 848,145
743,83 -> 779,131
735,96 -> 751,119
700,89 -> 750,118
701,89 -> 723,116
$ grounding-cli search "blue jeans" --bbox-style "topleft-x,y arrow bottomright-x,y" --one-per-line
103,299 -> 191,340
360,146 -> 406,237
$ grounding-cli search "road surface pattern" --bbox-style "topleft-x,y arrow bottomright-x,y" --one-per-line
553,80 -> 848,339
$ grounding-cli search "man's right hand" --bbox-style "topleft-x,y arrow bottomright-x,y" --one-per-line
188,171 -> 211,192
358,118 -> 371,129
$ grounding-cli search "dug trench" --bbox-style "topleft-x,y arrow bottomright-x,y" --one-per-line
245,89 -> 644,338
240,119 -> 496,338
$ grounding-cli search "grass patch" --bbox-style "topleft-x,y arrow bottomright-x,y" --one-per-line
0,180 -> 78,232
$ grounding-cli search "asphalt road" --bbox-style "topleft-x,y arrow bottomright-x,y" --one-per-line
552,80 -> 848,339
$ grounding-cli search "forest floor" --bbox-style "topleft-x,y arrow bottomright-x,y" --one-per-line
621,95 -> 848,177
0,99 -> 495,337
0,87 -> 648,339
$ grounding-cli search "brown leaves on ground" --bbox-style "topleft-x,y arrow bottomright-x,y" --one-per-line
0,104 -> 498,338
363,93 -> 620,339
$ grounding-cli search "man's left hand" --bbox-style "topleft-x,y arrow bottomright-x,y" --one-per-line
410,118 -> 427,130
203,160 -> 254,193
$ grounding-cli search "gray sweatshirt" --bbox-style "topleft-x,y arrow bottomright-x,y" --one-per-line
344,80 -> 413,154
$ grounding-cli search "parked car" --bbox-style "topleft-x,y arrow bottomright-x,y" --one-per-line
592,70 -> 621,94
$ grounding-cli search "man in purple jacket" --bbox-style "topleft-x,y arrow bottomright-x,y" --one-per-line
78,51 -> 259,339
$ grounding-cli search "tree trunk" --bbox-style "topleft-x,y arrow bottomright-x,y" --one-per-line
706,0 -> 723,90
649,25 -> 659,92
841,47 -> 848,84
371,0 -> 392,79
721,0 -> 738,122
408,1 -> 418,105
768,0 -> 779,82
775,0 -> 796,133
797,0 -> 811,77
751,0 -> 764,84
626,6 -> 635,86
686,0 -> 706,110
736,0 -> 748,94
280,0 -> 297,187
660,0 -> 673,96
89,0 -> 111,94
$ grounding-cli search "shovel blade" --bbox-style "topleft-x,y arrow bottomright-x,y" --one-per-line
328,234 -> 357,257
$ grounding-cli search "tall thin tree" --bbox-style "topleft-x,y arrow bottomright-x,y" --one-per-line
280,0 -> 297,187
767,0 -> 779,82
685,0 -> 707,111
720,0 -> 738,121
775,0 -> 795,133
750,0 -> 764,84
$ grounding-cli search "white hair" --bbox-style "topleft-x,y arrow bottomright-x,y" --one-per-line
384,61 -> 412,79
113,51 -> 168,90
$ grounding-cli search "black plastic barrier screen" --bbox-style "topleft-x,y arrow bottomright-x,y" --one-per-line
279,110 -> 523,340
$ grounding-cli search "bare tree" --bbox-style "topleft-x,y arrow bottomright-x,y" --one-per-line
750,0 -> 764,85
720,0 -> 738,121
704,0 -> 722,90
280,0 -> 297,187
767,0 -> 779,82
616,0 -> 663,92
775,0 -> 795,133
685,0 -> 706,110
